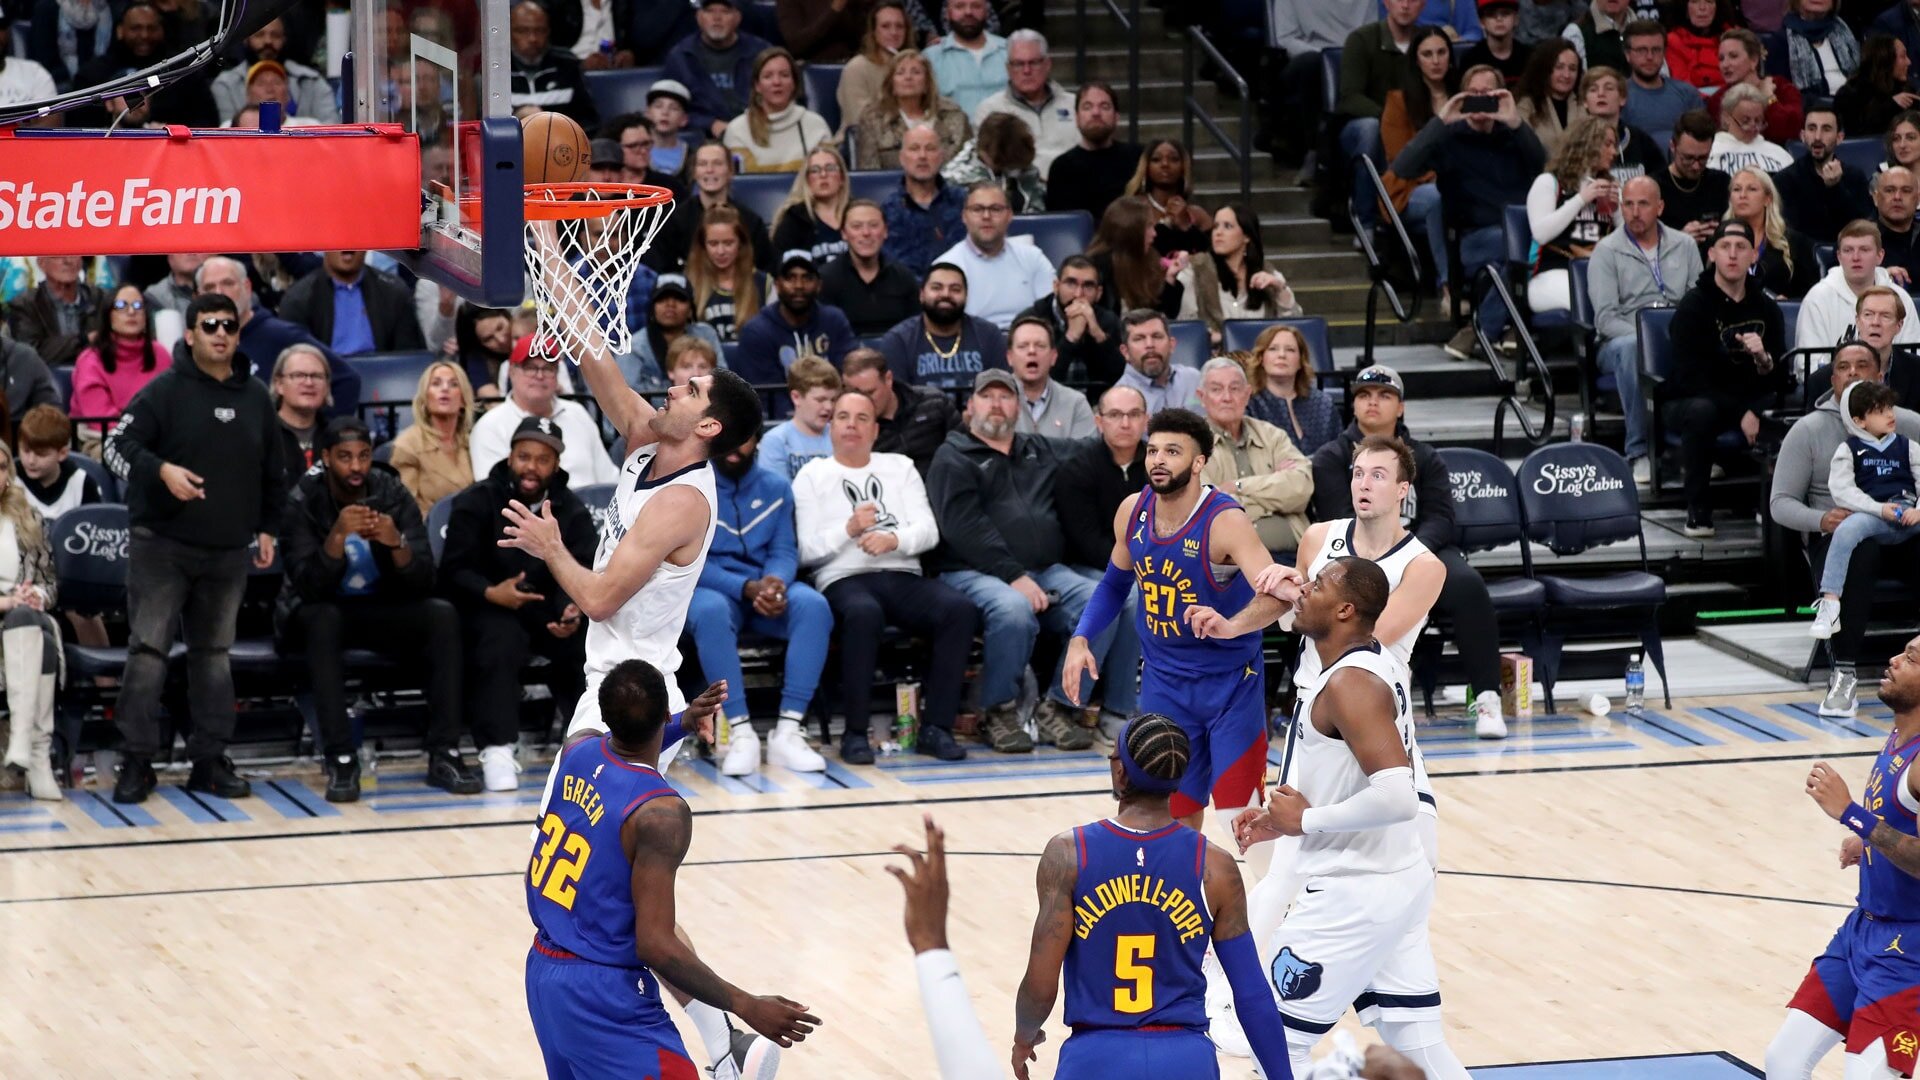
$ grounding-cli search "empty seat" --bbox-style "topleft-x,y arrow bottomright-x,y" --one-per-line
582,66 -> 668,119
802,63 -> 844,132
731,172 -> 798,230
1007,211 -> 1094,269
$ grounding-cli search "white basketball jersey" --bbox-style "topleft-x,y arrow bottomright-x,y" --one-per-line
582,444 -> 719,682
1292,519 -> 1433,687
1283,642 -> 1424,879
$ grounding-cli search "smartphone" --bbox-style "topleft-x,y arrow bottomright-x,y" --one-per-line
1462,94 -> 1498,114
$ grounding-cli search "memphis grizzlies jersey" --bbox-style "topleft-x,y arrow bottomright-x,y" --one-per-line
584,444 -> 718,683
528,735 -> 682,968
1126,486 -> 1262,677
1283,642 -> 1424,878
1861,730 -> 1920,920
1063,819 -> 1212,1029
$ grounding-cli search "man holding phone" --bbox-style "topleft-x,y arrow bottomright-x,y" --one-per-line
1654,109 -> 1732,249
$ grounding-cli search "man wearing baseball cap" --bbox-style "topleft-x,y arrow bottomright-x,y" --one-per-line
277,417 -> 479,801
1660,218 -> 1791,537
733,250 -> 857,395
1309,364 -> 1511,739
439,416 -> 599,793
469,343 -> 619,485
663,0 -> 772,140
623,274 -> 725,391
925,369 -> 1127,754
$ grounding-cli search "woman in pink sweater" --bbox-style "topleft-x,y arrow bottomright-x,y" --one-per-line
70,284 -> 172,443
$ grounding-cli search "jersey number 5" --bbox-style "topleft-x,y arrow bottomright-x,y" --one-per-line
1114,934 -> 1156,1014
530,813 -> 593,910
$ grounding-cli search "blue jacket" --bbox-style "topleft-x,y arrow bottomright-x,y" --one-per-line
663,32 -> 774,137
882,177 -> 967,279
699,463 -> 799,596
732,302 -> 857,388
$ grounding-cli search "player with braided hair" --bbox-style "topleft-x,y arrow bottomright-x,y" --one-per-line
1011,713 -> 1295,1080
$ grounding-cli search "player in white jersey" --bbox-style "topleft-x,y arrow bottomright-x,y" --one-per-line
1229,557 -> 1470,1080
502,250 -> 786,1080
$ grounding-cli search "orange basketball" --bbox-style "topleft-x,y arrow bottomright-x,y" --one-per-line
521,111 -> 591,184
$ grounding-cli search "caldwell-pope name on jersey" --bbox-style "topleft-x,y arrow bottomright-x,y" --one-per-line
1072,872 -> 1208,943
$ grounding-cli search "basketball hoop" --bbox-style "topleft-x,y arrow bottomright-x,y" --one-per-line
523,182 -> 676,362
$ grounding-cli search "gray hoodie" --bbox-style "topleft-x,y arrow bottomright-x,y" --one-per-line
1770,382 -> 1920,534
1828,381 -> 1920,514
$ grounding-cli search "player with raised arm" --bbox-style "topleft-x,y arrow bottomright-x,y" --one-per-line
1774,635 -> 1920,1080
1230,557 -> 1467,1080
1010,713 -> 1295,1080
526,660 -> 818,1080
1060,408 -> 1294,838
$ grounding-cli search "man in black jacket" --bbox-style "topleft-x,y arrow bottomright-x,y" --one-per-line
1310,366 -> 1505,729
104,293 -> 286,805
928,370 -> 1124,754
1659,220 -> 1792,537
277,251 -> 428,357
1052,384 -> 1146,740
1774,107 -> 1873,248
840,348 -> 960,475
5,256 -> 102,369
275,417 -> 478,803
1016,256 -> 1125,390
439,417 -> 598,793
509,0 -> 600,128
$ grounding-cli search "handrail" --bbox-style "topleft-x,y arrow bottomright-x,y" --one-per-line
1182,26 -> 1252,207
1350,154 -> 1421,369
1076,0 -> 1141,144
1471,264 -> 1557,455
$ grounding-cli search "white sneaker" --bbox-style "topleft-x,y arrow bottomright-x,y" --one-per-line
1631,456 -> 1651,487
1473,690 -> 1507,739
1201,948 -> 1251,1057
710,1024 -> 780,1080
721,725 -> 761,776
1810,596 -> 1842,640
478,744 -> 520,792
766,720 -> 825,772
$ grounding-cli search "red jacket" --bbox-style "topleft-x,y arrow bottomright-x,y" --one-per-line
1706,78 -> 1805,146
1667,25 -> 1726,90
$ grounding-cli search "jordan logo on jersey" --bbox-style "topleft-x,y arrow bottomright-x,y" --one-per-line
1271,947 -> 1323,1000
1889,934 -> 1906,954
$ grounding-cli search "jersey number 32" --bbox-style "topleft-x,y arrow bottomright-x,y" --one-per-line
530,813 -> 593,910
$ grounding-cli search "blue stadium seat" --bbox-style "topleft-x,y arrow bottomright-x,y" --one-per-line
1008,211 -> 1094,269
1517,442 -> 1671,711
52,504 -> 152,684
70,453 -> 118,503
1319,49 -> 1341,118
50,364 -> 70,407
1219,317 -> 1333,375
1502,203 -> 1531,270
574,483 -> 618,533
803,63 -> 844,133
1778,299 -> 1800,353
721,341 -> 742,370
1834,137 -> 1883,177
849,169 -> 903,205
1167,320 -> 1212,369
583,67 -> 668,121
1815,243 -> 1836,275
732,172 -> 798,230
354,351 -> 435,406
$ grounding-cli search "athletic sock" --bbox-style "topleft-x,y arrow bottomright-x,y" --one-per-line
683,998 -> 734,1066
1765,1009 -> 1843,1079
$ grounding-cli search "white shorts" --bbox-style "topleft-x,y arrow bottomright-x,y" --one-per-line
1266,860 -> 1440,1035
535,670 -> 691,826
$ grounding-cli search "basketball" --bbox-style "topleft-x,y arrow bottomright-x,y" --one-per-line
521,111 -> 590,184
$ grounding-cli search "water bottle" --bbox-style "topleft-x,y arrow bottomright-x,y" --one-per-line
1624,654 -> 1645,715
1570,412 -> 1587,443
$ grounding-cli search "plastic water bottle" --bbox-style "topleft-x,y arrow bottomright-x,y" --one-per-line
1624,654 -> 1645,715
1570,412 -> 1587,443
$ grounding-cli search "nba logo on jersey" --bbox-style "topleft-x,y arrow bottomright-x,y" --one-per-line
1135,847 -> 1145,867
1272,947 -> 1323,1000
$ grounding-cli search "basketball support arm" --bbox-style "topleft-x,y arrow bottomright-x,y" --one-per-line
1299,767 -> 1417,835
1216,930 -> 1297,1080
1070,561 -> 1132,641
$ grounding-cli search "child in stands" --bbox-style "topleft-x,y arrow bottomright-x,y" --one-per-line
15,406 -> 102,522
1811,382 -> 1920,639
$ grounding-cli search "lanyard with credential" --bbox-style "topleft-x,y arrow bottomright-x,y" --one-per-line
1640,236 -> 1667,299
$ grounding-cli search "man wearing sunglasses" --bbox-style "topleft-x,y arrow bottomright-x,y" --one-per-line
104,293 -> 289,804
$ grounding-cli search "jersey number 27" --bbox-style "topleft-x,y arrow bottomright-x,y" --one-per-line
530,813 -> 593,910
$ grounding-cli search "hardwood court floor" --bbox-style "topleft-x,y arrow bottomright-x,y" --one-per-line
0,689 -> 1885,1078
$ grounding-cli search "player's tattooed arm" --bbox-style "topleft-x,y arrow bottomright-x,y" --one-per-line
1202,842 -> 1250,940
625,799 -> 743,1011
1867,822 -> 1920,879
1012,831 -> 1077,1076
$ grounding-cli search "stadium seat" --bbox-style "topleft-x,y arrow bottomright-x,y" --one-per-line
849,169 -> 903,205
1167,320 -> 1212,369
50,364 -> 70,407
70,453 -> 118,503
1636,306 -> 1736,495
803,63 -> 844,133
51,504 -> 156,686
372,441 -> 395,465
1220,317 -> 1333,375
427,496 -> 454,564
574,483 -> 618,533
582,66 -> 668,120
1778,299 -> 1800,353
1568,258 -> 1602,416
352,351 -> 436,441
1834,137 -> 1883,176
1517,442 -> 1671,712
732,172 -> 798,230
1319,49 -> 1341,123
1815,243 -> 1836,275
721,341 -> 742,371
1007,211 -> 1094,269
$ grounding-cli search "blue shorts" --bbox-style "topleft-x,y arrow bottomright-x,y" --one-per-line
525,943 -> 697,1080
1789,908 -> 1920,1072
1139,662 -> 1267,818
1056,1027 -> 1220,1079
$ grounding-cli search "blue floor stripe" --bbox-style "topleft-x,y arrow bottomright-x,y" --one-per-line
1418,727 -> 1630,748
1422,740 -> 1640,760
1772,703 -> 1887,739
677,757 -> 773,796
156,785 -> 220,824
0,819 -> 65,833
0,804 -> 54,818
369,794 -> 545,814
1691,706 -> 1804,743
818,761 -> 872,790
74,791 -> 155,828
896,765 -> 1115,785
876,751 -> 1108,773
254,780 -> 343,819
1618,709 -> 1723,747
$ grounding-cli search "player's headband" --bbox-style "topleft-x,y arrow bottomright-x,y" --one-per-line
1116,729 -> 1180,795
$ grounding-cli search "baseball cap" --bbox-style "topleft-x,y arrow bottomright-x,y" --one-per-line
972,369 -> 1019,396
1351,365 -> 1405,398
246,59 -> 288,85
1711,220 -> 1756,245
589,138 -> 623,169
1476,0 -> 1518,11
648,79 -> 692,107
316,415 -> 373,451
778,249 -> 818,275
512,415 -> 567,453
653,274 -> 693,302
510,333 -> 562,365
693,0 -> 736,9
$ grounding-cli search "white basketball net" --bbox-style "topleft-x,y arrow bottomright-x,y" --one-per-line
523,185 -> 676,362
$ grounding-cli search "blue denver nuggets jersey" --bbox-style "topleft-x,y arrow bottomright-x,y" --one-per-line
1063,819 -> 1212,1030
527,735 -> 682,968
1126,486 -> 1262,677
1861,730 -> 1920,921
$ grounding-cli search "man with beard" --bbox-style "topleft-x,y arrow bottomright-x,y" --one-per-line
663,0 -> 772,140
1782,637 -> 1920,1080
685,429 -> 833,777
1775,108 -> 1873,247
877,263 -> 1009,390
439,417 -> 599,794
276,417 -> 477,802
921,0 -> 1007,116
508,0 -> 599,128
210,18 -> 338,123
882,126 -> 968,279
1043,83 -> 1142,225
733,250 -> 857,393
1112,310 -> 1201,416
66,1 -> 217,127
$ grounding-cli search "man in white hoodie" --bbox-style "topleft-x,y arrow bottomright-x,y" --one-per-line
793,388 -> 978,765
1796,220 -> 1920,351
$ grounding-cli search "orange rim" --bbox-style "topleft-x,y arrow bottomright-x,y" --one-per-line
523,182 -> 676,220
